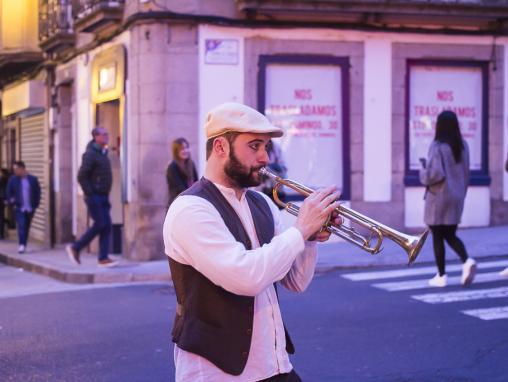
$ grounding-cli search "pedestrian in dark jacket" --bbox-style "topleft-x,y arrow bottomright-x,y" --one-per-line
66,126 -> 117,267
166,137 -> 198,207
6,161 -> 41,253
419,110 -> 475,287
502,156 -> 508,277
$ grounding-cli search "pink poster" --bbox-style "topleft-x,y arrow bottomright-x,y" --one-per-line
264,64 -> 343,192
409,65 -> 483,170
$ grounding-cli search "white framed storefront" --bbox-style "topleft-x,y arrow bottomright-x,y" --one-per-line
198,24 -> 508,229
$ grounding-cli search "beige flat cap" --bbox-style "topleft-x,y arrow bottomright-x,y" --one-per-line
205,102 -> 283,139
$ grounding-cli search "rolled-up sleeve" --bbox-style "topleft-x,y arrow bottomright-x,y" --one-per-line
260,192 -> 318,293
280,240 -> 317,292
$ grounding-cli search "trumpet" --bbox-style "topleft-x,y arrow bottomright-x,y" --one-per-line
259,167 -> 428,265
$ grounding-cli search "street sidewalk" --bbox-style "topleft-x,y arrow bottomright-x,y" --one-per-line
0,225 -> 507,284
0,241 -> 171,284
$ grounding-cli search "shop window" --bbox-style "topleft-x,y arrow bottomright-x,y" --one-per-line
405,60 -> 489,186
258,55 -> 351,200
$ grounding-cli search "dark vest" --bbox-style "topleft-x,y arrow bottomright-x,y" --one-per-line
168,178 -> 294,376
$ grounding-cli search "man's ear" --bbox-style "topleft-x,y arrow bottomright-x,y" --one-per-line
213,137 -> 229,158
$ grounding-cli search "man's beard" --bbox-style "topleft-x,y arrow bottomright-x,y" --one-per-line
224,148 -> 261,188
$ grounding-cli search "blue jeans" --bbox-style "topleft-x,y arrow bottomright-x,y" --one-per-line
73,194 -> 111,261
15,210 -> 33,246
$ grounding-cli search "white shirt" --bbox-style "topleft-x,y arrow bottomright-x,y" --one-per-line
163,182 -> 317,382
21,177 -> 32,213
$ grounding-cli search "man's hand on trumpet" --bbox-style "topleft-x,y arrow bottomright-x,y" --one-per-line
308,210 -> 343,242
294,186 -> 343,242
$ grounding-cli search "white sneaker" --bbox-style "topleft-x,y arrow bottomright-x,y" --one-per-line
429,273 -> 447,287
461,258 -> 477,286
18,245 -> 25,254
500,267 -> 508,277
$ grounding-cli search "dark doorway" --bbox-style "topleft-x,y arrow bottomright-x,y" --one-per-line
96,99 -> 123,254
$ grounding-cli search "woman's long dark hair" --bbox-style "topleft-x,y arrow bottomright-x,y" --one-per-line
171,137 -> 196,183
172,137 -> 189,161
434,110 -> 464,163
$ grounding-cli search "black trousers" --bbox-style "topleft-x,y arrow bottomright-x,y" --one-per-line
429,224 -> 469,276
258,369 -> 302,382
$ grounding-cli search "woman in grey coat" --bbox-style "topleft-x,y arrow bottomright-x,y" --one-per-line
419,110 -> 476,287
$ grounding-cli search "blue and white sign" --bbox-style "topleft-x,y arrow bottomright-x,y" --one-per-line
204,39 -> 239,65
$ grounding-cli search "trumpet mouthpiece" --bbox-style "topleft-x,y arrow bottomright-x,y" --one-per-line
259,167 -> 275,179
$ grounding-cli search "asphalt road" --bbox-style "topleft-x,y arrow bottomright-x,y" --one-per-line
1,261 -> 507,382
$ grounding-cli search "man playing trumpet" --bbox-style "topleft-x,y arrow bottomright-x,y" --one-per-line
163,102 -> 342,381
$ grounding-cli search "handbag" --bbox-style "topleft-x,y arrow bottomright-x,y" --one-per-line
425,146 -> 446,196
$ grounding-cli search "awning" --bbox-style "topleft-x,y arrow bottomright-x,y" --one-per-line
2,80 -> 45,118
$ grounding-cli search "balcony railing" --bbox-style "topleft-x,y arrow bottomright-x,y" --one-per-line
39,0 -> 77,53
77,0 -> 125,15
237,0 -> 508,33
74,0 -> 125,33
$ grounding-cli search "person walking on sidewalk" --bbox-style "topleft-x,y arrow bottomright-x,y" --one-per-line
420,110 -> 476,287
66,126 -> 117,268
163,102 -> 342,381
501,155 -> 508,277
0,168 -> 10,239
6,161 -> 41,254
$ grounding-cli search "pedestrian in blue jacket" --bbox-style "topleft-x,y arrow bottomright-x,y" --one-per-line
6,161 -> 41,253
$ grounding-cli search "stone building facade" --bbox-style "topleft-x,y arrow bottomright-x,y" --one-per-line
1,0 -> 508,260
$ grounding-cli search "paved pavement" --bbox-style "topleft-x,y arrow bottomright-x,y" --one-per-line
0,224 -> 507,284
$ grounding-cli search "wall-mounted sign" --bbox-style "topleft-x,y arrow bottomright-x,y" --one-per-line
91,44 -> 125,104
204,39 -> 239,65
406,60 -> 489,185
98,63 -> 117,92
259,56 -> 350,199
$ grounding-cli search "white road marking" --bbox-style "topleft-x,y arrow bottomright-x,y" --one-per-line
412,287 -> 508,304
340,261 -> 508,321
372,272 -> 503,291
462,306 -> 508,321
342,260 -> 508,281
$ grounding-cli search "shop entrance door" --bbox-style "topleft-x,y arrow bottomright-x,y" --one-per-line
96,99 -> 123,254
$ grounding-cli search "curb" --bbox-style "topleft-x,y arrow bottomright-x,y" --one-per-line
2,248 -> 508,285
0,252 -> 171,284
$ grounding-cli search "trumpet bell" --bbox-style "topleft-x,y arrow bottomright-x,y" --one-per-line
404,229 -> 429,265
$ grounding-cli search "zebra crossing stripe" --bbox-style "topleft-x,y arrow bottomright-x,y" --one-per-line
373,271 -> 503,291
342,260 -> 508,281
462,306 -> 508,321
342,266 -> 438,281
411,287 -> 508,304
